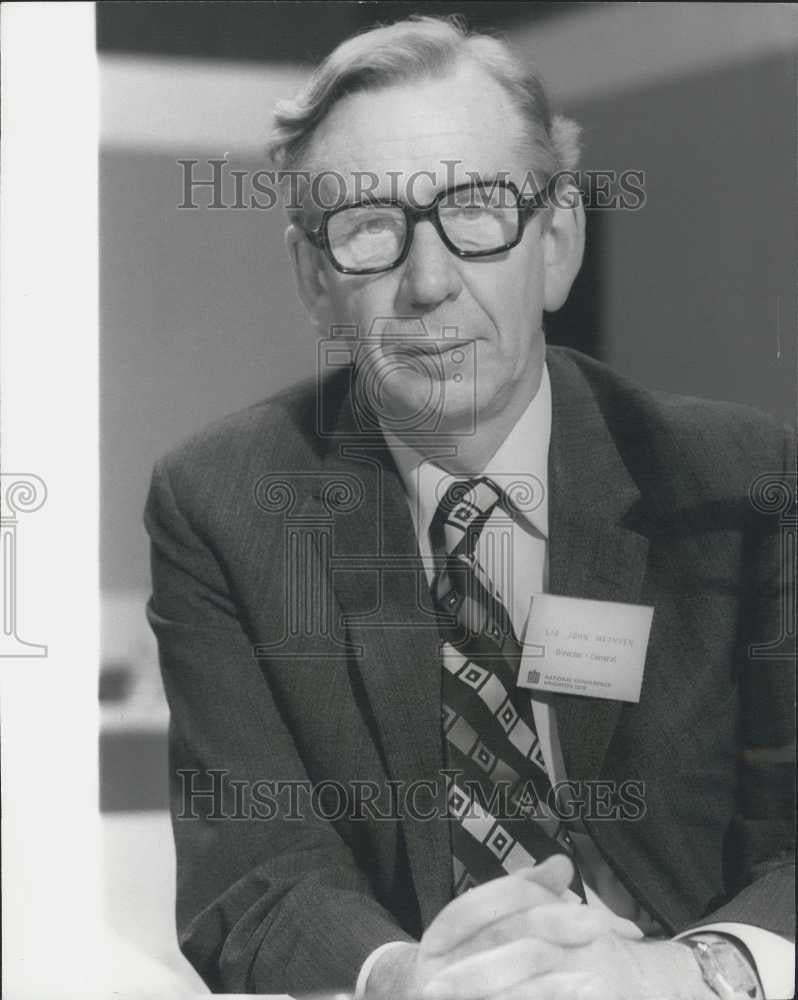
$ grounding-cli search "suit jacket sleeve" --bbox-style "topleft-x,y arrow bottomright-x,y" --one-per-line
690,426 -> 795,938
144,456 -> 414,994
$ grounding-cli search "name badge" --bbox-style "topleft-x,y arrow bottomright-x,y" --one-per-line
517,594 -> 654,703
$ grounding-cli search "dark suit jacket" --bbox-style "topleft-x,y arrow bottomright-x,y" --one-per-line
144,346 -> 796,994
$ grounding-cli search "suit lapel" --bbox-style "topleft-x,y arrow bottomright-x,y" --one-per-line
546,349 -> 650,780
307,394 -> 452,927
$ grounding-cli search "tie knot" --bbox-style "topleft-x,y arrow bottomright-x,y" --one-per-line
432,476 -> 505,558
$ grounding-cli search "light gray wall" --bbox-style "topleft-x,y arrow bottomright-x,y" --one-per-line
101,149 -> 314,596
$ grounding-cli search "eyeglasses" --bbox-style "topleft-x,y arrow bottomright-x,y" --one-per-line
302,179 -> 552,275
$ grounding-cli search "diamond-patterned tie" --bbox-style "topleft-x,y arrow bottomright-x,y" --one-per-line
431,476 -> 586,900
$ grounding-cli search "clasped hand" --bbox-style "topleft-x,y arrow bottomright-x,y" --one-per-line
369,855 -> 710,1000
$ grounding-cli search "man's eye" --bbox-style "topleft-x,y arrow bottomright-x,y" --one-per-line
451,206 -> 490,220
339,215 -> 400,240
359,218 -> 394,234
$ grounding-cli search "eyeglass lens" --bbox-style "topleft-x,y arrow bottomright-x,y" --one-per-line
325,185 -> 521,271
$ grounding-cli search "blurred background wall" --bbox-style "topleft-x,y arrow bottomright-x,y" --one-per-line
98,2 -> 796,991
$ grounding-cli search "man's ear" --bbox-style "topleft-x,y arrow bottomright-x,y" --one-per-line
285,223 -> 331,329
541,186 -> 585,313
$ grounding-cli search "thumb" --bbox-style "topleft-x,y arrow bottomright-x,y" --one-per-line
519,854 -> 576,896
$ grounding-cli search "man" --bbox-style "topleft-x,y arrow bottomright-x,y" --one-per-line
145,16 -> 795,999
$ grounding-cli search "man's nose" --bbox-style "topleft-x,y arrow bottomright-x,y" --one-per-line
398,220 -> 462,310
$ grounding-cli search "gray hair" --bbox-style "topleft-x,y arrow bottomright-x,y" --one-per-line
267,14 -> 581,190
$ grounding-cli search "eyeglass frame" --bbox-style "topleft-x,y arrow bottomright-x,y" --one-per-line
300,177 -> 558,276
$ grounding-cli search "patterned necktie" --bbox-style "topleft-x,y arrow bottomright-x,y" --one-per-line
431,476 -> 586,900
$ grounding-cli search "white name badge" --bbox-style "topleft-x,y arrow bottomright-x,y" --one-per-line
517,594 -> 654,703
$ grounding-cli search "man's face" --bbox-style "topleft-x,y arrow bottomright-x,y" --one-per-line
296,62 -> 561,436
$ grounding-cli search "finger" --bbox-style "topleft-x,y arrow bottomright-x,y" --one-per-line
421,938 -> 564,1000
522,860 -> 643,940
493,970 -> 613,1000
607,916 -> 644,941
487,902 -> 641,951
518,854 -> 575,896
442,901 -> 641,963
610,914 -> 645,941
533,906 -> 644,944
422,872 -> 562,957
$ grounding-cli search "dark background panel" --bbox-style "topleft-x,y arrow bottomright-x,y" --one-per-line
97,1 -> 586,63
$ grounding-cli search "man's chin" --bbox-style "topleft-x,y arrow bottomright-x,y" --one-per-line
363,375 -> 478,438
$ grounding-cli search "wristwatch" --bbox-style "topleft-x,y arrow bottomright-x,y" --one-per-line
681,933 -> 765,1000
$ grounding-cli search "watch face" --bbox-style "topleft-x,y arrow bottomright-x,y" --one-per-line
693,938 -> 761,999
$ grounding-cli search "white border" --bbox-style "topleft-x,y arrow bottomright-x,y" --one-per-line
1,3 -> 102,997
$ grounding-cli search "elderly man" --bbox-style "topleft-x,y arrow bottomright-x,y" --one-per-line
145,15 -> 795,1000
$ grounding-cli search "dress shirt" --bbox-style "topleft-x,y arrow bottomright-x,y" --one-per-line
355,362 -> 792,998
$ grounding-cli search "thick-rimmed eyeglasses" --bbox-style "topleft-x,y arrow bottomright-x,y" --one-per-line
302,179 -> 552,276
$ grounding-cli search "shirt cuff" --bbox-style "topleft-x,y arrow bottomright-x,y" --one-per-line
674,922 -> 795,999
354,940 -> 411,998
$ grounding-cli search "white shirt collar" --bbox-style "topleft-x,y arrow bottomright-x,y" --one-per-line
383,363 -> 552,549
